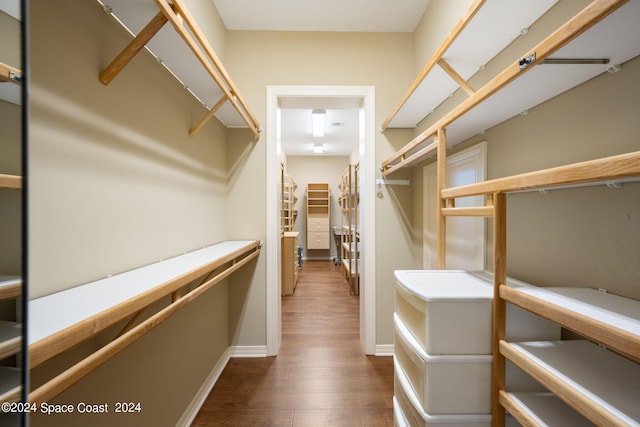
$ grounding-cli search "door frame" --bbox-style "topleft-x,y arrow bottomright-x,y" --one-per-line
266,85 -> 376,355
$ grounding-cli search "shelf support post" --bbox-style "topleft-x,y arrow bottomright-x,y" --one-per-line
492,192 -> 507,427
99,11 -> 169,86
436,127 -> 447,269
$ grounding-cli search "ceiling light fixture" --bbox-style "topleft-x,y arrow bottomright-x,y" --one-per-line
313,143 -> 323,154
311,109 -> 326,138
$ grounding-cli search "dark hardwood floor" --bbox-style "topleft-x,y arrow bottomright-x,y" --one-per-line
191,260 -> 394,426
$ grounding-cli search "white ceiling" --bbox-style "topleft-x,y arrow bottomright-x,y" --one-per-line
211,0 -> 432,157
279,97 -> 362,157
211,0 -> 431,33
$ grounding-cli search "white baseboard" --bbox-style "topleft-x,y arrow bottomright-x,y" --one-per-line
376,344 -> 394,356
177,346 -> 232,427
229,345 -> 268,358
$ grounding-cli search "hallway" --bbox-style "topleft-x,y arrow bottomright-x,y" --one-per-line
192,260 -> 394,426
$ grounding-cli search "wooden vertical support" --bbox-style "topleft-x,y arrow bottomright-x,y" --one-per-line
99,11 -> 169,85
436,128 -> 447,269
492,192 -> 507,427
189,95 -> 228,138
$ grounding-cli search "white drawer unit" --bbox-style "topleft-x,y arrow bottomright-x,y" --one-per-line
394,270 -> 561,355
394,314 -> 492,414
393,358 -> 492,427
393,269 -> 563,426
394,270 -> 493,355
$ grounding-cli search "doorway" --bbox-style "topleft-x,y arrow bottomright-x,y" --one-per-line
266,85 -> 376,356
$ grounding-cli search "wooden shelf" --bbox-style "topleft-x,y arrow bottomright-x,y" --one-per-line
0,277 -> 21,302
28,240 -> 261,403
501,340 -> 640,426
339,165 -> 359,294
0,321 -> 21,360
500,286 -> 640,362
382,2 -> 640,426
500,392 -> 594,426
382,0 -> 558,130
0,174 -> 21,190
381,0 -> 638,176
98,0 -> 260,138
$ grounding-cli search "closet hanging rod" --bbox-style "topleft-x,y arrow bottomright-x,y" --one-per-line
381,0 -> 629,177
99,0 -> 261,139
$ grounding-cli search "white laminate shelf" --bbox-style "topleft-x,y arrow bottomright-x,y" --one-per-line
28,240 -> 261,368
0,277 -> 21,302
0,321 -> 21,360
500,286 -> 640,361
501,340 -> 640,427
500,392 -> 594,427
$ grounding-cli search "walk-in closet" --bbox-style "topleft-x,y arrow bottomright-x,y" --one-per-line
2,0 -> 638,426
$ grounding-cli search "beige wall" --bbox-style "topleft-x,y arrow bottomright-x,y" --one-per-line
28,1 -> 242,425
224,30 -> 418,347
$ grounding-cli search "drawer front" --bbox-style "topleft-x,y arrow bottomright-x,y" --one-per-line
307,233 -> 330,249
307,217 -> 330,231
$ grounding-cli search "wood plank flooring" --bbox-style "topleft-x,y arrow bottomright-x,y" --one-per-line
192,260 -> 394,426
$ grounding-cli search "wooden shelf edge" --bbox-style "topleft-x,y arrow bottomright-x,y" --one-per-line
442,150 -> 640,199
500,340 -> 638,427
0,174 -> 22,190
500,285 -> 640,361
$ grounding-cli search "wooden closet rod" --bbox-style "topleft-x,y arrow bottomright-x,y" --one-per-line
99,0 -> 261,139
381,0 -> 629,176
379,0 -> 486,132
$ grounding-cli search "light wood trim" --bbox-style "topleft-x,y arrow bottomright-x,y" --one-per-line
154,0 -> 261,139
0,174 -> 22,190
189,95 -> 228,138
114,308 -> 149,339
500,285 -> 640,362
0,61 -> 22,85
442,150 -> 640,199
29,245 -> 260,403
380,0 -> 486,131
0,336 -> 21,361
441,206 -> 494,216
438,59 -> 475,96
492,193 -> 507,427
436,128 -> 446,269
29,240 -> 261,368
0,281 -> 21,302
382,137 -> 437,177
381,0 -> 629,174
498,391 -> 541,427
500,340 -> 629,427
171,0 -> 260,135
99,11 -> 169,85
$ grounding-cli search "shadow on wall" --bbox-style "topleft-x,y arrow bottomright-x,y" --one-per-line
226,128 -> 259,188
